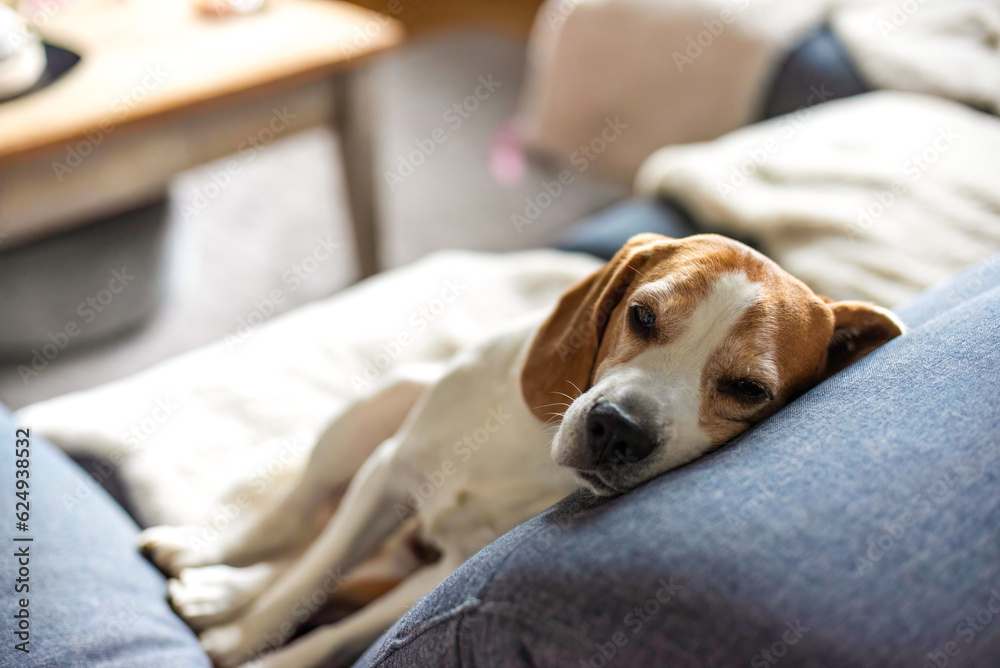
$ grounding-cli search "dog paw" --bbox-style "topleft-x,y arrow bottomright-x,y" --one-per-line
169,564 -> 273,631
200,622 -> 261,668
138,525 -> 219,577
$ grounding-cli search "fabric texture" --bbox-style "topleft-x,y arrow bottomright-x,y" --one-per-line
15,250 -> 600,527
832,0 -> 1000,115
515,0 -> 830,183
636,91 -> 1000,306
516,0 -> 1000,184
0,408 -> 209,667
357,253 -> 1000,667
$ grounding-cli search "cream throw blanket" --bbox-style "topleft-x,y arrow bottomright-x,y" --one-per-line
636,91 -> 1000,306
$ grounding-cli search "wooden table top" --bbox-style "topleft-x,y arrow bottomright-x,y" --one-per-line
0,0 -> 403,165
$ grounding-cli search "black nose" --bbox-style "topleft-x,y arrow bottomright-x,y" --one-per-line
586,402 -> 657,466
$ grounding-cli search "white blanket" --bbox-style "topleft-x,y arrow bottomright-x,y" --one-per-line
832,0 -> 1000,115
636,91 -> 1000,306
18,250 -> 600,526
516,0 -> 1000,184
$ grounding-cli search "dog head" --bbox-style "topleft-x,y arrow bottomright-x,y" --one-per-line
522,233 -> 903,495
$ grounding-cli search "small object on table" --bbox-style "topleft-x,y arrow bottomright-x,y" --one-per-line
0,6 -> 46,99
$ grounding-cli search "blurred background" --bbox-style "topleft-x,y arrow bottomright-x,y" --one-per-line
1,0 -> 998,409
0,0 -> 625,409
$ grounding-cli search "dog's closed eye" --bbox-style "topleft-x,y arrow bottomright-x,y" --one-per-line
719,378 -> 773,403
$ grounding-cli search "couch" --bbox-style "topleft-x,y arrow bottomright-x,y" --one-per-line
6,10 -> 999,668
5,224 -> 1000,667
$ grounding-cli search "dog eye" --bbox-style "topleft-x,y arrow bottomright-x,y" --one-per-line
628,304 -> 656,335
723,378 -> 772,402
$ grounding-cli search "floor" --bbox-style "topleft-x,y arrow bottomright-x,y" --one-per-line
0,31 -> 624,409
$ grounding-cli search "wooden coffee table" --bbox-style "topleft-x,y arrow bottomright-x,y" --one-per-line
0,0 -> 403,278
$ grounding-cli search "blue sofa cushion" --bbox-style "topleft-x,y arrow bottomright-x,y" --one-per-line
0,413 -> 209,667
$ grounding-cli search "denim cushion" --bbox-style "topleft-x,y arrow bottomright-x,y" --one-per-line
0,415 -> 209,667
358,255 -> 1000,668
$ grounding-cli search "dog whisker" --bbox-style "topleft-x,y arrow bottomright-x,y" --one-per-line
542,412 -> 566,427
533,402 -> 572,410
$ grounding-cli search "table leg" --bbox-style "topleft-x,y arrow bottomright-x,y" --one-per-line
332,67 -> 381,281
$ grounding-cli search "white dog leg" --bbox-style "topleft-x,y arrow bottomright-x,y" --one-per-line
140,372 -> 434,575
199,450 -> 411,667
249,558 -> 458,668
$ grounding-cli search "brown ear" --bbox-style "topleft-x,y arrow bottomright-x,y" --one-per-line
823,300 -> 905,379
521,233 -> 675,421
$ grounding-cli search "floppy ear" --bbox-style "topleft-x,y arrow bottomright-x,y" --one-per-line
521,234 -> 675,421
822,300 -> 905,379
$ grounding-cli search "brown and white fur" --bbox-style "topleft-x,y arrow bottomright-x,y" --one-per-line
138,234 -> 903,667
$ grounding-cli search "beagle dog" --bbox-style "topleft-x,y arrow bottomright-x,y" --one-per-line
138,233 -> 903,667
